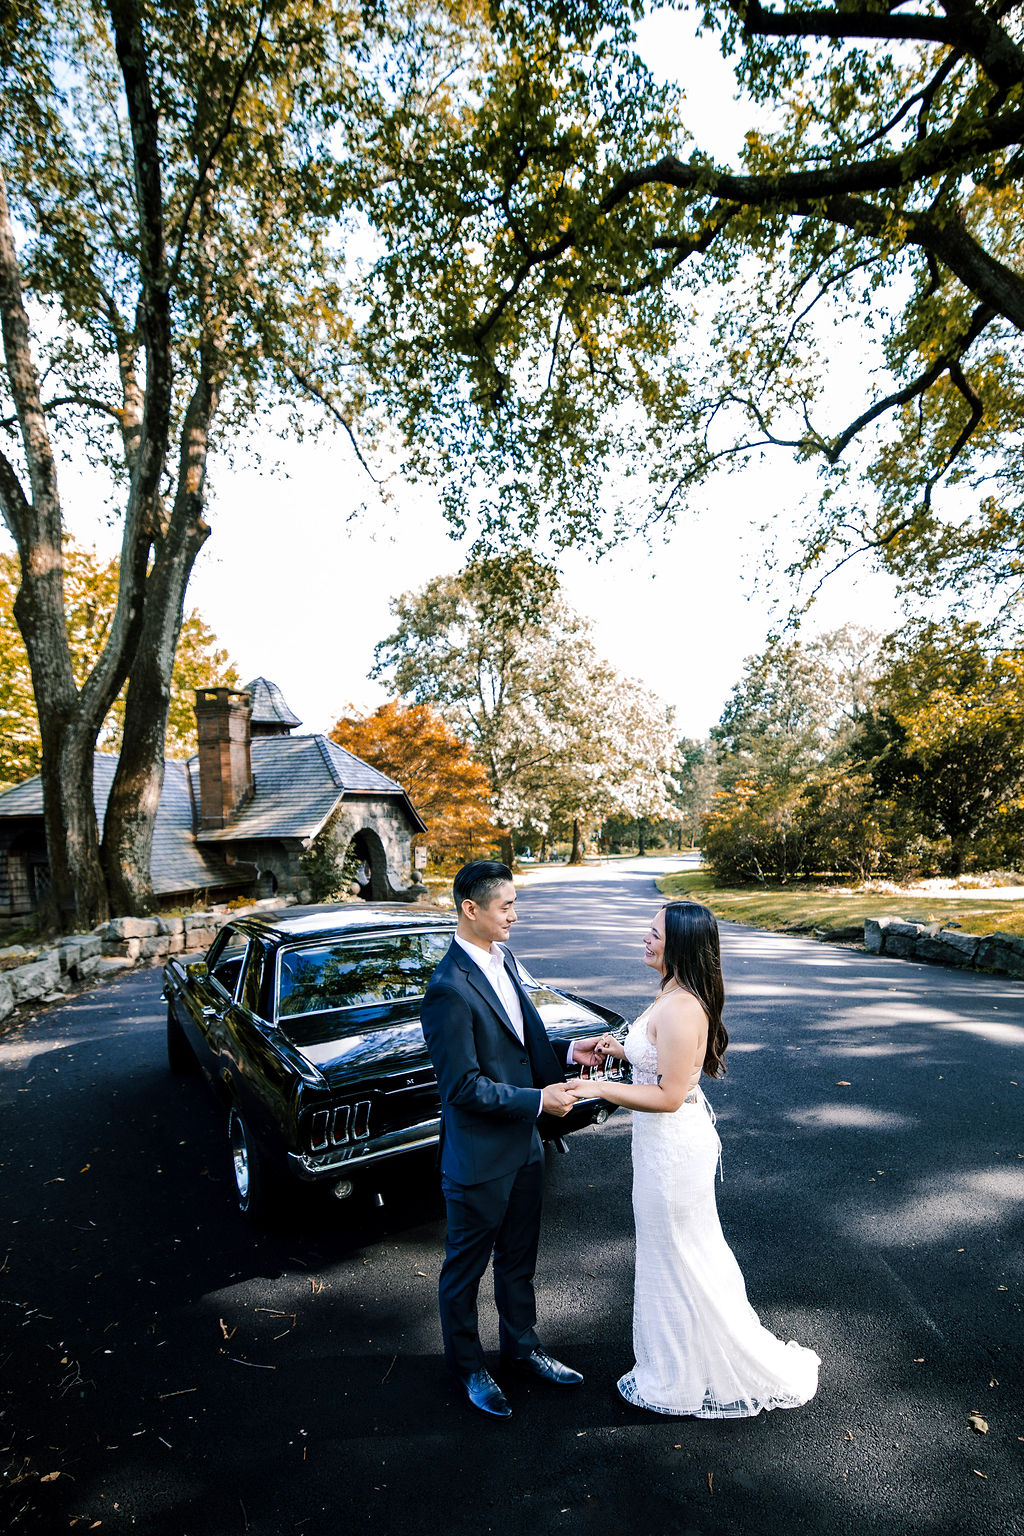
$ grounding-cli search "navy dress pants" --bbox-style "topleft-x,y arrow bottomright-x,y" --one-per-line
438,1136 -> 545,1376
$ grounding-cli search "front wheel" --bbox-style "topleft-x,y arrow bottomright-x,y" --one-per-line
227,1105 -> 285,1225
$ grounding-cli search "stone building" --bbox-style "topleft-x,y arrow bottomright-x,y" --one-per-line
0,677 -> 426,918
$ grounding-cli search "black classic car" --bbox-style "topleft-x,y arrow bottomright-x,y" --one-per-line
163,903 -> 626,1222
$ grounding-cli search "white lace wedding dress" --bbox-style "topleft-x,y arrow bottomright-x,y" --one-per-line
616,1007 -> 821,1417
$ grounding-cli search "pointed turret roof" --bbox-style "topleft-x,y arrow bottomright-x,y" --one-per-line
244,676 -> 302,732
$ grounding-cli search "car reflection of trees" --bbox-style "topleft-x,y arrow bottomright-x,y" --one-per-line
278,933 -> 452,1020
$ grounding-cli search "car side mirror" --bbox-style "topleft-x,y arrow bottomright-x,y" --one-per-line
186,960 -> 209,983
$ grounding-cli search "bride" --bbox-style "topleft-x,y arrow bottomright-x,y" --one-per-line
568,900 -> 820,1417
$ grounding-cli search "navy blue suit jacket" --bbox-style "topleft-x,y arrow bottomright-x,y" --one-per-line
420,940 -> 571,1186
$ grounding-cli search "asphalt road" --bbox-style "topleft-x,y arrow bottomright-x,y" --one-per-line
1,860 -> 1021,1536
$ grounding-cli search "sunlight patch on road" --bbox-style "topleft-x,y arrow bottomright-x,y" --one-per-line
851,1167 -> 1024,1244
817,1043 -> 925,1058
0,1035 -> 76,1067
934,1018 -> 1024,1047
785,1102 -> 918,1131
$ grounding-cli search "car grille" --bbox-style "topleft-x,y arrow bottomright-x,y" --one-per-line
306,1100 -> 372,1153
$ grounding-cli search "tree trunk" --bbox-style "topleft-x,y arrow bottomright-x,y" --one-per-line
102,374 -> 214,913
0,166 -> 122,929
637,817 -> 646,856
498,830 -> 515,868
569,817 -> 584,864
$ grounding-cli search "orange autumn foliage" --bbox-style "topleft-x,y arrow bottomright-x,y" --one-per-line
329,700 -> 499,868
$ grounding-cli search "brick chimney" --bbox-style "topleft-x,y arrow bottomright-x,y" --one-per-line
194,688 -> 254,830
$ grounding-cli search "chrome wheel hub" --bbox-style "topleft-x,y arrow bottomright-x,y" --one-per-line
230,1114 -> 250,1200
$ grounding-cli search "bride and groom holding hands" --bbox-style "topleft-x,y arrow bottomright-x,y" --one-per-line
420,859 -> 821,1421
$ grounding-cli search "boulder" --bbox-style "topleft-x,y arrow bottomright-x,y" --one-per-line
0,977 -> 14,1021
881,920 -> 925,959
0,944 -> 30,961
140,935 -> 170,960
56,941 -> 82,974
105,916 -> 160,940
974,933 -> 1024,979
8,952 -> 61,1003
914,929 -> 980,968
864,916 -> 901,955
103,937 -> 143,961
94,956 -> 134,976
157,915 -> 185,937
816,924 -> 865,944
76,954 -> 103,979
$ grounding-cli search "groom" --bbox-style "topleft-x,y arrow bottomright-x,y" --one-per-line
420,860 -> 603,1418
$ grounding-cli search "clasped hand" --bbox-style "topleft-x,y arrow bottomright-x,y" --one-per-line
540,1035 -> 624,1115
564,1033 -> 624,1102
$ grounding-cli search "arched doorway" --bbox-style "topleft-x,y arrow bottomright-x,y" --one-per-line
342,828 -> 390,901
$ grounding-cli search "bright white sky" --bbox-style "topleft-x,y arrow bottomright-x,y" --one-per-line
10,13 -> 908,742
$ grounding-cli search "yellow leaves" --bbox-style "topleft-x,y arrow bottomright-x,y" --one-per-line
968,1411 -> 989,1434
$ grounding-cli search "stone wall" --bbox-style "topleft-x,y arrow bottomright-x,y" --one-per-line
864,915 -> 1024,979
0,894 -> 298,1025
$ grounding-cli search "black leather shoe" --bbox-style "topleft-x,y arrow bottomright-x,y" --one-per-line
455,1368 -> 512,1418
502,1348 -> 584,1386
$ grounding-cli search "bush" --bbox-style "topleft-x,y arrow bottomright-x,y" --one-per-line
701,783 -> 807,882
298,828 -> 349,902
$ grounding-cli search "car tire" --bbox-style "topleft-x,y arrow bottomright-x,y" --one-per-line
227,1104 -> 284,1224
166,1003 -> 197,1075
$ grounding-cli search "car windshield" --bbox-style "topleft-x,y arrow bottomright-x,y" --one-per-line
276,931 -> 452,1022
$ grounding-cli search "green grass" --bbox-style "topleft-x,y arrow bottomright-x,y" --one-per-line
656,870 -> 1024,938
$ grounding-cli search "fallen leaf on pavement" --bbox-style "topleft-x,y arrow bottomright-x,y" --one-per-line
835,1081 -> 851,1087
968,1413 -> 989,1434
40,1471 -> 60,1482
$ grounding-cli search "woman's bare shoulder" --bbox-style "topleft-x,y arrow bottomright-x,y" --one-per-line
648,987 -> 706,1038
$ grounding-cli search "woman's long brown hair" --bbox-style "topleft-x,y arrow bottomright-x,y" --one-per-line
660,901 -> 728,1078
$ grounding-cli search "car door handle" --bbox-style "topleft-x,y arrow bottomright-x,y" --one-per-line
201,1005 -> 221,1021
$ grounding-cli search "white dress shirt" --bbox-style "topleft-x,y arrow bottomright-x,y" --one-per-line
454,934 -> 526,1040
454,936 -> 581,1115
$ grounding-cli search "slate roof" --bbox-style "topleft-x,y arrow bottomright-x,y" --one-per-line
244,676 -> 302,730
194,734 -> 426,842
0,754 -> 249,897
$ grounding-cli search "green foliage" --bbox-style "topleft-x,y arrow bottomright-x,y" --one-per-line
851,621 -> 1024,874
0,538 -> 238,783
702,619 -> 1024,881
357,0 -> 1024,615
298,827 -> 349,903
371,550 -> 676,846
701,781 -> 806,884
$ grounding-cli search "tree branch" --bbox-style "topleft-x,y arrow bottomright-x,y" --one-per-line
824,302 -> 996,462
0,444 -> 31,548
0,168 -> 62,557
286,362 -> 381,483
168,0 -> 269,287
738,0 -> 1024,89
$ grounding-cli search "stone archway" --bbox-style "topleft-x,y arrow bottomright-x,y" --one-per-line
343,828 -> 390,901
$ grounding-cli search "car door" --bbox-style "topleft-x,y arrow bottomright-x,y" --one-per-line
192,924 -> 251,1087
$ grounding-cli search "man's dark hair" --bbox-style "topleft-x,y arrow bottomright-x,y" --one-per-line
453,860 -> 514,915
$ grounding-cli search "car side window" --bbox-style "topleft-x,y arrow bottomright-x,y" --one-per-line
207,925 -> 249,1002
240,941 -> 267,1017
